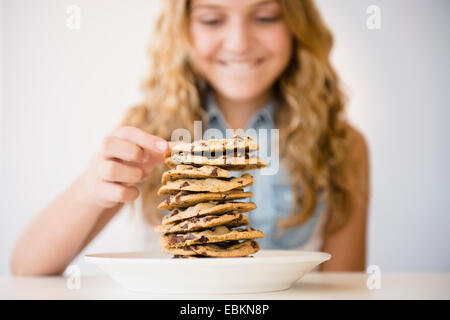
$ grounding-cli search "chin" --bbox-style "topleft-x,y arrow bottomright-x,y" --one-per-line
212,83 -> 272,102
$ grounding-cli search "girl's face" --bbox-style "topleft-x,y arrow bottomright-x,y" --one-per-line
189,0 -> 293,102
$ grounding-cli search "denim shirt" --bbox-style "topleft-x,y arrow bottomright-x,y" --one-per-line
202,93 -> 326,250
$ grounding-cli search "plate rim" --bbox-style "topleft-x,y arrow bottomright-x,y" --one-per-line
84,249 -> 331,265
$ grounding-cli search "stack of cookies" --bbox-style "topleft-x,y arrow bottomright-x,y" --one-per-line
155,135 -> 267,258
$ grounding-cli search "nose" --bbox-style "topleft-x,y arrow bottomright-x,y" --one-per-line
223,18 -> 253,54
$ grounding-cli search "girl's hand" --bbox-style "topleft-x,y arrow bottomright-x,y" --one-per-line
78,126 -> 169,208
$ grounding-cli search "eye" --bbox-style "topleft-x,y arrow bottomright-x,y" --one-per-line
256,16 -> 280,23
200,19 -> 223,25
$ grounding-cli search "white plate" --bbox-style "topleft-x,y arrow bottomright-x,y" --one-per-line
84,250 -> 331,294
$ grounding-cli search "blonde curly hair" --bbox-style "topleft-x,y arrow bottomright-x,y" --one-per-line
122,0 -> 357,236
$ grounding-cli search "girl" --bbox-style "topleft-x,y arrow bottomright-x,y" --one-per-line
11,0 -> 369,275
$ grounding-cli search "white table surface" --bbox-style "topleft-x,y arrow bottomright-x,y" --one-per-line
1,273 -> 449,299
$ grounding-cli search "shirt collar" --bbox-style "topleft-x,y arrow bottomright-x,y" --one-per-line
204,91 -> 276,130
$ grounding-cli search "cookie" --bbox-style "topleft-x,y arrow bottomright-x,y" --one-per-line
161,164 -> 229,184
166,149 -> 252,160
159,225 -> 265,248
167,134 -> 259,155
165,152 -> 267,171
172,255 -> 207,259
163,240 -> 260,257
161,201 -> 257,225
157,173 -> 254,195
154,212 -> 249,234
157,135 -> 265,258
158,190 -> 253,210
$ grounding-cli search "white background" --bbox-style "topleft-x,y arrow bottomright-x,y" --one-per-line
1,0 -> 449,275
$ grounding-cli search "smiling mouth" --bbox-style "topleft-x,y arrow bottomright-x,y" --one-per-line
217,58 -> 264,70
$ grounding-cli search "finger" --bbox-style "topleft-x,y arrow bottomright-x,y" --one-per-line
111,158 -> 152,181
101,136 -> 145,163
112,127 -> 168,160
97,180 -> 140,203
99,159 -> 144,184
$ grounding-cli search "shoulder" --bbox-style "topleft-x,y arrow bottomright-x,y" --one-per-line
348,125 -> 369,156
345,124 -> 370,192
346,124 -> 370,169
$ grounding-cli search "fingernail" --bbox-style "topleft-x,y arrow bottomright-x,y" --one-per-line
156,140 -> 168,152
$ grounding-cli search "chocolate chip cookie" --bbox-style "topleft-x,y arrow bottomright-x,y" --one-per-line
161,164 -> 230,184
159,226 -> 265,248
163,240 -> 260,257
155,212 -> 249,234
157,173 -> 254,195
165,152 -> 267,171
156,135 -> 266,258
161,201 -> 256,225
166,134 -> 259,155
158,190 -> 253,210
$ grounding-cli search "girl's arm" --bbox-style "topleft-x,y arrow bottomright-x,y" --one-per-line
10,177 -> 124,276
10,126 -> 169,276
320,126 -> 370,271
